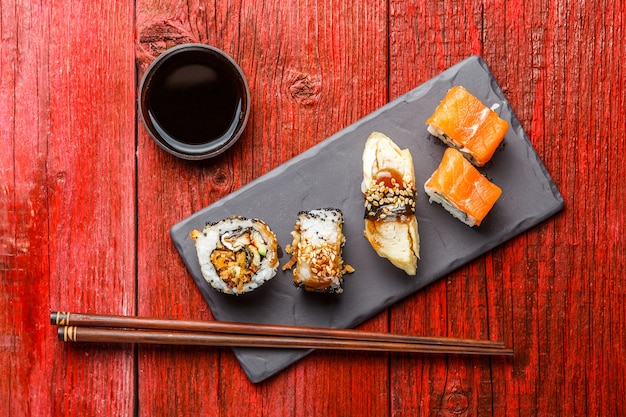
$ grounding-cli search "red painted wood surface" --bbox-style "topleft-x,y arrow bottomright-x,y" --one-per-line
1,0 -> 625,416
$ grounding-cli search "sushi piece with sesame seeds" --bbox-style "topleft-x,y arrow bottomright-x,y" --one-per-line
282,208 -> 354,294
361,132 -> 420,275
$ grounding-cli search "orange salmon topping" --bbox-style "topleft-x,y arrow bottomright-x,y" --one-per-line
426,86 -> 509,166
425,148 -> 502,225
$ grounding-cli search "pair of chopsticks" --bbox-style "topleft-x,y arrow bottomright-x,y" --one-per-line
50,312 -> 513,356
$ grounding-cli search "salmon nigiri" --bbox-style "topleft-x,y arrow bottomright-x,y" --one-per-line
426,86 -> 509,166
424,148 -> 502,227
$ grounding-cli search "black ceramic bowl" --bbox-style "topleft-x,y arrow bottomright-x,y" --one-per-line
139,43 -> 250,160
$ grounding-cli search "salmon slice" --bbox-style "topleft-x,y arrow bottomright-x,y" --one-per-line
424,148 -> 502,227
426,86 -> 509,166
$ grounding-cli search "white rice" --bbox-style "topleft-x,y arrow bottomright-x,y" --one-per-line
193,217 -> 279,295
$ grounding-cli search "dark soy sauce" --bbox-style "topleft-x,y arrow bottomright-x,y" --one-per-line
145,49 -> 245,154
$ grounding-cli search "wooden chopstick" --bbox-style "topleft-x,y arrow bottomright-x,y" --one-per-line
51,311 -> 513,356
51,312 -> 507,349
56,326 -> 512,355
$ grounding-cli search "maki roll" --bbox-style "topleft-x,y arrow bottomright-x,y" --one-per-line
190,216 -> 279,295
424,148 -> 502,227
361,132 -> 420,275
426,86 -> 509,166
282,208 -> 354,294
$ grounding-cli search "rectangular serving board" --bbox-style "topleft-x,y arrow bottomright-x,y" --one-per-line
170,55 -> 564,383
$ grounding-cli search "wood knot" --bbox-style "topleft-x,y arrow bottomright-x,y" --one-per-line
212,169 -> 230,186
445,392 -> 469,415
286,71 -> 321,106
136,19 -> 199,73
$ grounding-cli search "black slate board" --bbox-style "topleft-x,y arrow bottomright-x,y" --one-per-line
170,55 -> 564,383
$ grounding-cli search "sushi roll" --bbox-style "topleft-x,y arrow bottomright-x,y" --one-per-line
424,148 -> 502,227
282,208 -> 354,294
190,216 -> 279,295
361,132 -> 419,275
426,86 -> 509,166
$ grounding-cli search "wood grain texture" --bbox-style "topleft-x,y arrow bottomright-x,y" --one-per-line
1,0 -> 625,415
1,0 -> 136,415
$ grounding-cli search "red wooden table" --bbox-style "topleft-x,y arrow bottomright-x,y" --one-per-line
2,0 -> 625,415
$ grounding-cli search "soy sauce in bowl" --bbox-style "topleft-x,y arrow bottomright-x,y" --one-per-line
139,44 -> 250,160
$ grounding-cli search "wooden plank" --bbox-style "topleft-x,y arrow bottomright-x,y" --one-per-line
550,1 -> 626,416
0,1 -> 137,415
135,0 -> 389,415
